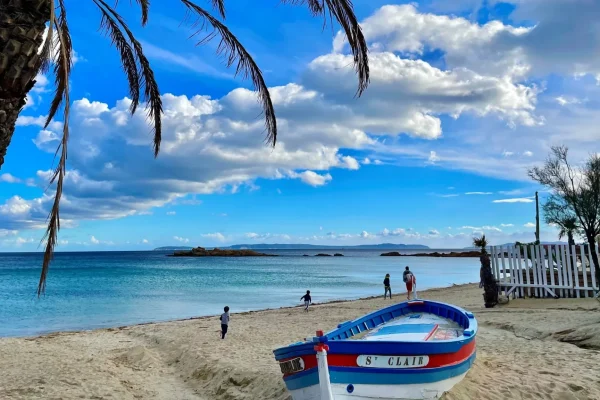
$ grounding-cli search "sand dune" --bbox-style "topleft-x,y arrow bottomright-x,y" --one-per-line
1,284 -> 599,399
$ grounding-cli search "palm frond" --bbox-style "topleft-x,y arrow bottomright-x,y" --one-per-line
180,0 -> 277,146
44,0 -> 72,129
39,9 -> 55,74
210,0 -> 226,19
95,4 -> 141,114
281,0 -> 369,96
39,1 -> 72,296
135,0 -> 151,25
95,0 -> 163,155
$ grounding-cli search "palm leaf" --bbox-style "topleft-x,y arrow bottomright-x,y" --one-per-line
281,0 -> 369,96
95,0 -> 163,156
180,0 -> 277,145
210,0 -> 227,19
39,0 -> 72,296
95,3 -> 141,114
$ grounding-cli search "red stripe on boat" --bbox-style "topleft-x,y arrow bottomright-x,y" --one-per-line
408,301 -> 424,306
424,324 -> 439,341
280,340 -> 476,377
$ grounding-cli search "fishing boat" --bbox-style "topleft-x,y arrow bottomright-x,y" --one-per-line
273,300 -> 477,400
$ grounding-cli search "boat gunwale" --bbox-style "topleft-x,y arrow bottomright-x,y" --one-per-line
273,300 -> 477,360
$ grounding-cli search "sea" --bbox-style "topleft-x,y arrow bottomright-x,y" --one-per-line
0,249 -> 479,337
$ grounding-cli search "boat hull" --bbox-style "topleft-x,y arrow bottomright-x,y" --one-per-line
274,300 -> 478,400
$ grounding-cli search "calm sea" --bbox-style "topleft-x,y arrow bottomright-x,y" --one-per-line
0,249 -> 479,337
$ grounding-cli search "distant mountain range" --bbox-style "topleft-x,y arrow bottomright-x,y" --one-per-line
154,243 -> 429,251
223,243 -> 430,250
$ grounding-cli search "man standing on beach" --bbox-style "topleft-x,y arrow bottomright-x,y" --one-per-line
220,306 -> 230,339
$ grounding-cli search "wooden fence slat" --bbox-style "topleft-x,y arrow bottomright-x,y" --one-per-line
554,246 -> 564,298
563,245 -> 574,298
548,245 -> 556,290
508,247 -> 515,298
565,244 -> 579,298
540,245 -> 548,296
537,245 -> 546,297
523,245 -> 531,297
530,245 -> 539,297
563,245 -> 572,298
572,245 -> 584,298
491,246 -> 499,286
515,245 -> 524,298
580,245 -> 588,297
500,246 -> 507,290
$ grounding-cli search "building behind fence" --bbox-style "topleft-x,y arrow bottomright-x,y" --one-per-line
490,244 -> 599,299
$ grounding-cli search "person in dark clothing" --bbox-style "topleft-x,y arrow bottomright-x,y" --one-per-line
403,266 -> 411,283
220,306 -> 230,339
300,290 -> 312,312
383,274 -> 392,299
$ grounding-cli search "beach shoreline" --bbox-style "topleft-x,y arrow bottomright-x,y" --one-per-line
2,283 -> 599,399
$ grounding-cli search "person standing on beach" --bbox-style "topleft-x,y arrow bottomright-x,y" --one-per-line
403,266 -> 416,300
300,290 -> 312,312
383,274 -> 392,299
220,306 -> 230,339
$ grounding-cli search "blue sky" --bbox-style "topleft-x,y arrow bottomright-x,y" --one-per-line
2,0 -> 599,250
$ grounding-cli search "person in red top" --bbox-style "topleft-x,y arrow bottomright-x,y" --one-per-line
403,266 -> 416,300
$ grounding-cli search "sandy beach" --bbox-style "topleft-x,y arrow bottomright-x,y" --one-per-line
1,284 -> 599,400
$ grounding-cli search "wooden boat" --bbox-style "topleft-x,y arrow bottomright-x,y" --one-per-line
273,300 -> 477,400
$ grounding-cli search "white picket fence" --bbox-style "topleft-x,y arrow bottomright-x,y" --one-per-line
490,244 -> 599,299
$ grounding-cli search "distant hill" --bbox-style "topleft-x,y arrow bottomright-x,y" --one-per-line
224,243 -> 429,250
153,246 -> 193,251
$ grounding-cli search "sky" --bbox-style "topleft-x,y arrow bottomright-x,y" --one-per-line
2,0 -> 599,251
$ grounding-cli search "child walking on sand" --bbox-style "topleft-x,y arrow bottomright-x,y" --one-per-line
220,306 -> 230,339
383,274 -> 392,299
300,290 -> 312,312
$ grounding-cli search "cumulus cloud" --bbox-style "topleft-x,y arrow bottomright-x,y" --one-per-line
523,222 -> 536,228
6,2 -> 600,232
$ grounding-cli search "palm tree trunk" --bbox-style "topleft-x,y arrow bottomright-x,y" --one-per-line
568,232 -> 574,248
0,0 -> 50,168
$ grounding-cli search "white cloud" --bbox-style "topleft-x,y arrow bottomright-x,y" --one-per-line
173,236 -> 190,243
166,211 -> 176,215
90,235 -> 100,244
429,229 -> 440,235
428,151 -> 439,164
493,197 -> 535,203
500,223 -> 514,227
201,232 -> 226,242
290,171 -> 333,187
0,173 -> 20,183
461,225 -> 502,232
465,192 -> 492,195
524,222 -> 536,228
523,151 -> 533,157
142,239 -> 149,244
502,151 -> 514,157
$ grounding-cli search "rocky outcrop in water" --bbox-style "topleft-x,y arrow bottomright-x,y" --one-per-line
169,247 -> 276,257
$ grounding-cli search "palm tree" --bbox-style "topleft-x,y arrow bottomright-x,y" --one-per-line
0,0 -> 370,295
473,235 -> 498,308
556,217 -> 579,247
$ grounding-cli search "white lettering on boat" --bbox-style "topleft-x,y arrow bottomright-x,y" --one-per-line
357,355 -> 430,368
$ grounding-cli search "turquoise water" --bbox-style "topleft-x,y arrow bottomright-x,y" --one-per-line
0,250 -> 479,337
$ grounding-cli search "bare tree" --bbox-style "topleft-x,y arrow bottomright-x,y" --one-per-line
529,146 -> 600,288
